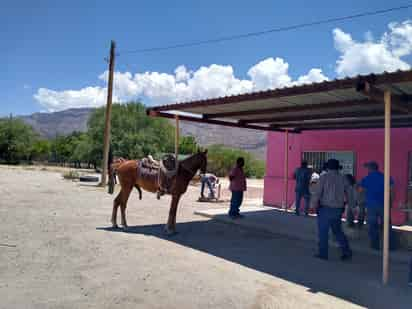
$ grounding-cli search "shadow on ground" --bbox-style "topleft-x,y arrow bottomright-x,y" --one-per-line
97,219 -> 412,309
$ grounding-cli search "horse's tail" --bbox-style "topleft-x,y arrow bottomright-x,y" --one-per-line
107,146 -> 114,194
108,157 -> 127,194
108,165 -> 115,194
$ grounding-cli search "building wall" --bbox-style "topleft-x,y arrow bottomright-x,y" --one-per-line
264,128 -> 412,225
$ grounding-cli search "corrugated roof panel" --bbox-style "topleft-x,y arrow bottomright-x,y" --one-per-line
182,98 -> 295,114
147,70 -> 412,131
392,81 -> 412,94
237,104 -> 383,121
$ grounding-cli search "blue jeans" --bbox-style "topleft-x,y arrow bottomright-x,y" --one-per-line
201,178 -> 214,198
367,207 -> 395,249
229,191 -> 243,216
317,207 -> 351,259
295,190 -> 310,215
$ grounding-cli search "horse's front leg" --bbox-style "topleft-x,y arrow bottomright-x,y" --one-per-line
164,194 -> 181,235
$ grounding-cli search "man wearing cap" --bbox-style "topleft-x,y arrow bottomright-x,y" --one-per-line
311,159 -> 353,261
359,161 -> 395,250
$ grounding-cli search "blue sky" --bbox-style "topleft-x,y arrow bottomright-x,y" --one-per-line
2,0 -> 412,116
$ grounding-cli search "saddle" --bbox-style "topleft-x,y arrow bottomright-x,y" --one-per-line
140,155 -> 160,170
138,154 -> 178,196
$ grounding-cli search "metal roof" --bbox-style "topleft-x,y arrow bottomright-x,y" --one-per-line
147,70 -> 412,132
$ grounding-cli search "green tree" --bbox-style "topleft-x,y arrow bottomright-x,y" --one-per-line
30,139 -> 51,161
179,136 -> 198,155
206,144 -> 265,178
0,116 -> 37,163
70,133 -> 92,168
87,102 -> 175,164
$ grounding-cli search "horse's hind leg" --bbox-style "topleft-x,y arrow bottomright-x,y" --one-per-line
120,186 -> 133,228
111,192 -> 121,228
134,184 -> 142,200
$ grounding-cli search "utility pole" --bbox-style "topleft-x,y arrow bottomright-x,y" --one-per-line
100,40 -> 116,186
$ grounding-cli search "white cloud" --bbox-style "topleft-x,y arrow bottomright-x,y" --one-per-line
34,59 -> 327,111
34,87 -> 109,112
34,19 -> 412,111
33,59 -> 329,111
247,57 -> 291,90
383,21 -> 412,57
334,20 -> 412,77
294,68 -> 329,85
174,65 -> 191,82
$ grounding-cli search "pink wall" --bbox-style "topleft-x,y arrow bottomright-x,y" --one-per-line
264,128 -> 412,225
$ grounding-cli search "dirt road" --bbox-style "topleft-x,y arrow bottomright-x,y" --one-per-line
0,166 -> 411,308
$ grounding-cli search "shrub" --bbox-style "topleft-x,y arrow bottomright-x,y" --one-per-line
206,144 -> 265,178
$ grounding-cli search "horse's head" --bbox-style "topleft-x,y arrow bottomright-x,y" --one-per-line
180,149 -> 208,176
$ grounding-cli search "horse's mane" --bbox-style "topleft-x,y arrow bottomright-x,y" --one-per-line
179,151 -> 206,173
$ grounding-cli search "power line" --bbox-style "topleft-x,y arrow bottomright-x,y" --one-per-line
119,4 -> 412,55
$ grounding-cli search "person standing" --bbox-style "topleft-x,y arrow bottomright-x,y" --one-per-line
345,174 -> 357,228
311,159 -> 353,261
355,185 -> 366,229
228,157 -> 247,218
294,161 -> 312,216
359,161 -> 395,250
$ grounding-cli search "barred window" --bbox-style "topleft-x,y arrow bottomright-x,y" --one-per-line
302,151 -> 356,176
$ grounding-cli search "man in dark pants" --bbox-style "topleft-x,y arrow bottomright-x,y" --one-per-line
294,161 -> 312,216
228,157 -> 247,219
311,159 -> 353,261
359,161 -> 395,250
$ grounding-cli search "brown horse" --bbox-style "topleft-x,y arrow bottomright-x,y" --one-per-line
108,150 -> 207,235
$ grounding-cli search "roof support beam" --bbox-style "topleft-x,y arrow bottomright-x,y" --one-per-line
271,115 -> 412,127
204,99 -> 376,120
356,81 -> 411,113
241,108 -> 386,124
297,121 -> 412,131
147,110 -> 299,133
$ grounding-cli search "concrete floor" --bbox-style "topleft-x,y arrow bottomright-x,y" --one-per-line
0,166 -> 411,309
195,206 -> 412,262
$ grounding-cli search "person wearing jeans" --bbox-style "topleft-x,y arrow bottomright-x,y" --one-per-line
311,159 -> 353,261
228,157 -> 247,218
200,173 -> 218,199
359,161 -> 395,250
294,161 -> 312,216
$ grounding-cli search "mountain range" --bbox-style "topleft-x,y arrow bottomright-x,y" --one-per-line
18,108 -> 267,160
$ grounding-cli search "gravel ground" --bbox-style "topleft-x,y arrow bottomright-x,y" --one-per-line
0,166 -> 411,309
